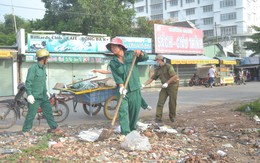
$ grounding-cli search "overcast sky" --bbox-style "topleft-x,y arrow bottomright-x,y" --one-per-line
0,0 -> 45,22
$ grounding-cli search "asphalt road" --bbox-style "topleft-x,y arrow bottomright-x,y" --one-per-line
1,81 -> 260,132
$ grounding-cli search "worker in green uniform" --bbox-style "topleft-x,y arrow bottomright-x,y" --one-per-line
143,54 -> 179,123
106,37 -> 149,135
22,49 -> 63,135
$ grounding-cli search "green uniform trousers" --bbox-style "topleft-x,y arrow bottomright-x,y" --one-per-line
117,89 -> 142,135
156,83 -> 179,120
141,97 -> 148,109
22,97 -> 57,132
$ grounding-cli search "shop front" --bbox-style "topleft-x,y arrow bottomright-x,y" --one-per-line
214,57 -> 238,85
162,55 -> 219,86
21,53 -> 110,92
0,50 -> 17,96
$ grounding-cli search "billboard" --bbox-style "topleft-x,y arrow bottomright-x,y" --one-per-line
154,24 -> 203,54
27,34 -> 110,53
117,36 -> 152,53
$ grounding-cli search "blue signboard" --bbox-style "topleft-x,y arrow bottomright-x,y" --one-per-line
27,34 -> 110,53
118,36 -> 152,53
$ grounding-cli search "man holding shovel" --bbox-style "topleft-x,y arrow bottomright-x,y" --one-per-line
106,37 -> 148,136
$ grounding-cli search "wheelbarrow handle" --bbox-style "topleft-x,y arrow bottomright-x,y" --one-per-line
66,76 -> 98,87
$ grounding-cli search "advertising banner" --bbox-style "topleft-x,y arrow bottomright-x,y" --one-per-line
117,36 -> 152,53
24,53 -> 110,63
27,34 -> 110,53
154,24 -> 203,54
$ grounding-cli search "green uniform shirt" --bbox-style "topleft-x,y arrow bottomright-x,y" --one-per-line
109,50 -> 148,92
25,62 -> 47,99
151,63 -> 177,85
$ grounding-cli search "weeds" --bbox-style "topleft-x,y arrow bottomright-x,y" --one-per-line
1,134 -> 60,162
236,99 -> 260,116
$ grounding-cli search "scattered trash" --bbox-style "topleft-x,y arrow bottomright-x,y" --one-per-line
217,150 -> 227,157
136,121 -> 149,131
78,129 -> 102,142
114,125 -> 121,134
48,140 -> 57,147
245,106 -> 251,112
253,115 -> 260,124
156,125 -> 178,134
121,130 -> 151,151
222,143 -> 233,148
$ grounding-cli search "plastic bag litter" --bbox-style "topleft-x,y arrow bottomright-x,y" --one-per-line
156,125 -> 178,134
78,129 -> 102,142
121,130 -> 151,151
136,121 -> 150,131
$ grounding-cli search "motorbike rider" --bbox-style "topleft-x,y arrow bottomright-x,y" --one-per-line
22,49 -> 63,136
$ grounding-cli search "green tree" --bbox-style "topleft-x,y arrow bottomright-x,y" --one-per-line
0,14 -> 30,45
243,26 -> 260,53
39,0 -> 136,36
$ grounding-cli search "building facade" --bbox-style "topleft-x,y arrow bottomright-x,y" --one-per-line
131,0 -> 260,57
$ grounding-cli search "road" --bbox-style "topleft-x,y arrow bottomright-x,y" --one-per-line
1,82 -> 260,132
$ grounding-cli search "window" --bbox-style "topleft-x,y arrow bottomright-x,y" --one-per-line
221,26 -> 237,35
204,30 -> 214,37
220,0 -> 236,8
203,17 -> 213,25
220,12 -> 236,21
169,0 -> 178,6
151,14 -> 163,20
203,5 -> 213,12
136,6 -> 144,13
169,11 -> 178,18
186,0 -> 195,3
186,8 -> 195,15
150,4 -> 163,10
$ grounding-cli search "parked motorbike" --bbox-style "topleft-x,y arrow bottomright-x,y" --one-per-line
189,74 -> 210,87
0,83 -> 69,129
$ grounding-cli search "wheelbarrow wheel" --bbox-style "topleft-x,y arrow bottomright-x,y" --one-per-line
83,103 -> 102,115
103,96 -> 118,120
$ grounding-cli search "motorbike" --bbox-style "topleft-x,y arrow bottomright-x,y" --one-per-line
0,83 -> 69,129
189,74 -> 210,87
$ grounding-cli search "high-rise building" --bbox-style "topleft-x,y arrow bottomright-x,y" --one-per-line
131,0 -> 260,57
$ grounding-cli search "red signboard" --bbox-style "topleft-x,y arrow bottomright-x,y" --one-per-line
154,24 -> 204,54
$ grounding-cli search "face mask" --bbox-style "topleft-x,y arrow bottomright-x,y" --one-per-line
154,63 -> 159,68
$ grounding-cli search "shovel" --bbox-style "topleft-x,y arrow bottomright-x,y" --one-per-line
97,55 -> 137,141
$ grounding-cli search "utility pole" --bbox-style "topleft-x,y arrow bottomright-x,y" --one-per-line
11,0 -> 17,33
214,22 -> 218,43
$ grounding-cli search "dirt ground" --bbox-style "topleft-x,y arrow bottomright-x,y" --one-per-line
0,100 -> 259,162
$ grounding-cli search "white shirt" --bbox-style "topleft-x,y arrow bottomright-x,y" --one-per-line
208,68 -> 215,77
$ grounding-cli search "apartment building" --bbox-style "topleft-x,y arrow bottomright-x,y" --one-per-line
132,0 -> 260,57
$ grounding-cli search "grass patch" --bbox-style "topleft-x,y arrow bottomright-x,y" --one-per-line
0,134 -> 60,162
236,99 -> 260,117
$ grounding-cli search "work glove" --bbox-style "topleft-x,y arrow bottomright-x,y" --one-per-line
46,92 -> 51,99
119,86 -> 127,97
162,83 -> 168,88
141,84 -> 145,89
27,95 -> 35,104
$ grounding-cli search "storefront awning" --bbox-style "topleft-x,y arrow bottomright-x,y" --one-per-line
23,53 -> 109,63
0,51 -> 13,59
162,55 -> 219,65
214,57 -> 238,65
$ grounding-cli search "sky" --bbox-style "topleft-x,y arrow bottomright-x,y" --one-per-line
0,0 -> 45,22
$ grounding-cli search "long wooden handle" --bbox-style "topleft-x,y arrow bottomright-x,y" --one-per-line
66,76 -> 98,86
111,55 -> 137,126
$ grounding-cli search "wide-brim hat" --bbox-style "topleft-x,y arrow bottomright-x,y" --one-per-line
154,54 -> 164,61
106,37 -> 127,52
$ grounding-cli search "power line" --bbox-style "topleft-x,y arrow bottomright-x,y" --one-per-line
0,3 -> 46,11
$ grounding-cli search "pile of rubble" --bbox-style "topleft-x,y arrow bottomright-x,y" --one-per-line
1,118 -> 259,162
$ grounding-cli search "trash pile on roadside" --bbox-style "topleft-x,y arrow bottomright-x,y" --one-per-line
1,119 -> 259,162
